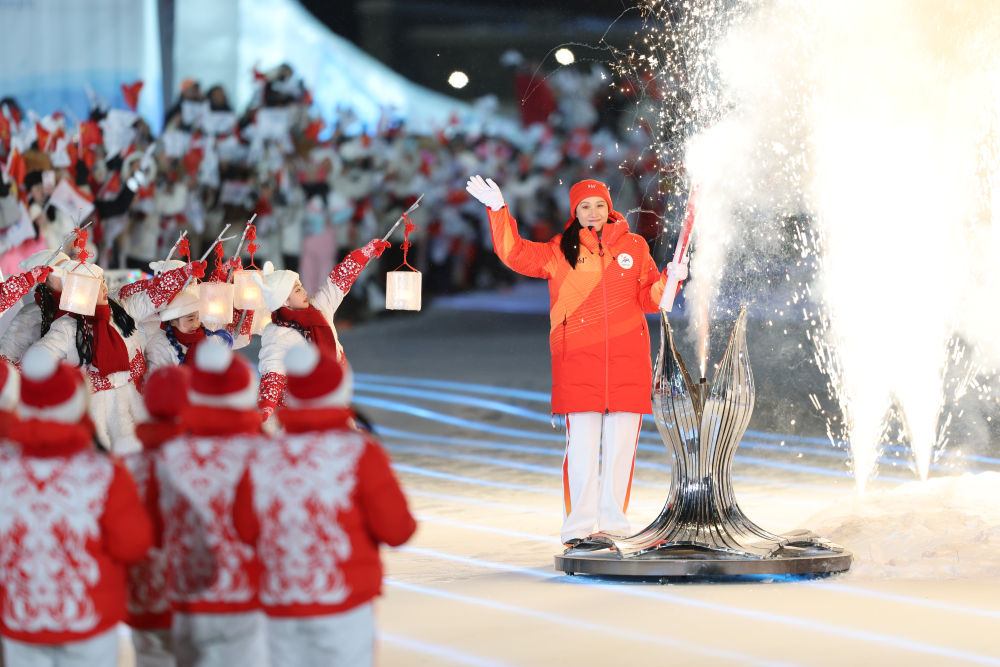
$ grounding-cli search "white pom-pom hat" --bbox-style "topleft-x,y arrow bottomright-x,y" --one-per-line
251,261 -> 299,312
19,347 -> 88,423
0,359 -> 19,413
149,259 -> 186,274
283,343 -> 353,408
159,285 -> 201,322
188,338 -> 257,410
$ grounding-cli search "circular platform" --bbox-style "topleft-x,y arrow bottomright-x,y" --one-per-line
555,544 -> 853,578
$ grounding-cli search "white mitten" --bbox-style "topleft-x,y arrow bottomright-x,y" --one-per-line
666,260 -> 689,282
465,175 -> 505,211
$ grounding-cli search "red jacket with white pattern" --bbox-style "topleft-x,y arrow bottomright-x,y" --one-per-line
155,408 -> 264,614
233,408 -> 416,617
0,420 -> 153,644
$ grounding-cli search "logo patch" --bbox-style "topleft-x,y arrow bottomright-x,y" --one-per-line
617,253 -> 634,270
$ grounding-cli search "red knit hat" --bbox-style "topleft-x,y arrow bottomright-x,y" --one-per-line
569,179 -> 612,217
0,360 -> 19,413
143,366 -> 191,420
567,179 -> 625,229
284,344 -> 353,408
19,348 -> 88,423
189,339 -> 257,410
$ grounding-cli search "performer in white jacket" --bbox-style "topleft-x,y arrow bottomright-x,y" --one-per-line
255,238 -> 387,421
0,250 -> 71,365
26,259 -> 206,453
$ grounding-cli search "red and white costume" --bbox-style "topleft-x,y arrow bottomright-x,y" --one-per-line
0,250 -> 71,366
155,340 -> 267,667
234,344 -> 415,667
124,366 -> 190,667
0,349 -> 152,667
255,239 -> 387,420
27,261 -> 203,454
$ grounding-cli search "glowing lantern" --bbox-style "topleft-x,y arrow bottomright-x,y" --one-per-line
385,270 -> 421,311
250,309 -> 271,336
59,271 -> 102,316
232,269 -> 266,310
199,282 -> 234,329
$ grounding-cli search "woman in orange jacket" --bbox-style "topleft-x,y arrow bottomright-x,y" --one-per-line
466,175 -> 687,546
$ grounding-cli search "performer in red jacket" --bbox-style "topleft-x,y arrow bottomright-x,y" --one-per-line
467,175 -> 687,546
234,343 -> 416,667
155,339 -> 267,667
0,347 -> 152,666
124,365 -> 190,667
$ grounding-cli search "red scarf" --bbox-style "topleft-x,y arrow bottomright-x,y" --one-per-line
34,288 -> 69,321
278,407 -> 355,433
274,306 -> 337,354
90,304 -> 131,374
161,322 -> 206,365
136,421 -> 183,450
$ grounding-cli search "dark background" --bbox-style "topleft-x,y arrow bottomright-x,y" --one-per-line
299,0 -> 643,104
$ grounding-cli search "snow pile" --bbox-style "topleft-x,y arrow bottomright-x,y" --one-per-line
806,472 -> 1000,579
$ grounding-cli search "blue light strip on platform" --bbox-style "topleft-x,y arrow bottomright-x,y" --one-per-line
381,633 -> 510,667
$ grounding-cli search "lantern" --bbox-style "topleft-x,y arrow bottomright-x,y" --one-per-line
385,270 -> 422,311
199,282 -> 234,329
250,309 -> 271,336
59,272 -> 102,316
232,269 -> 266,310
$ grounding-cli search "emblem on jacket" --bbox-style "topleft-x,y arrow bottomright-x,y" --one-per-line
617,253 -> 634,269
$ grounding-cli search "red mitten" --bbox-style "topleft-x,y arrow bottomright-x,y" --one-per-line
29,266 -> 52,285
364,238 -> 390,258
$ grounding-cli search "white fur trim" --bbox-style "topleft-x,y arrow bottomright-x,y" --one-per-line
284,344 -> 319,376
18,250 -> 69,271
159,285 -> 201,322
149,259 -> 186,274
22,347 -> 57,381
194,338 -> 231,372
189,381 -> 258,410
19,383 -> 88,424
0,361 -> 19,412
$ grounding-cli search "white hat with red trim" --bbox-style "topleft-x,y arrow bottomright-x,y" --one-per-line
19,347 -> 88,423
189,338 -> 256,410
283,343 -> 353,408
0,359 -> 19,413
251,261 -> 298,312
159,285 -> 200,322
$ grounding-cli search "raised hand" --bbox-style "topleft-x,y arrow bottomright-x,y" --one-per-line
465,175 -> 505,211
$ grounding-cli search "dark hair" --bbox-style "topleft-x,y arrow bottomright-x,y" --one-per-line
36,282 -> 58,336
560,219 -> 583,268
72,298 -> 136,366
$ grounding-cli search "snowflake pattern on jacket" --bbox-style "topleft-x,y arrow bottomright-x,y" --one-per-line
245,434 -> 364,607
0,453 -> 113,634
157,436 -> 258,612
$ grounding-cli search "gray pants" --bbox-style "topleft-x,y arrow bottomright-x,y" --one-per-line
171,612 -> 267,667
266,603 -> 374,667
3,628 -> 118,667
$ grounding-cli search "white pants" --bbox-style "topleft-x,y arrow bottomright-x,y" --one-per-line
172,612 -> 267,667
266,603 -> 373,667
561,411 -> 642,543
132,627 -> 175,667
2,628 -> 119,667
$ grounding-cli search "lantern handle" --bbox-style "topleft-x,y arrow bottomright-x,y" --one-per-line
45,220 -> 93,267
231,213 -> 258,260
157,230 -> 189,275
182,224 -> 236,290
382,193 -> 424,242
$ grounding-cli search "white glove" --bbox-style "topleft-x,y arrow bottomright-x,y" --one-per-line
666,260 -> 689,282
465,175 -> 505,211
126,169 -> 148,192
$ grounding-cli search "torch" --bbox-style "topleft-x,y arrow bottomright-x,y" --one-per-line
658,185 -> 699,312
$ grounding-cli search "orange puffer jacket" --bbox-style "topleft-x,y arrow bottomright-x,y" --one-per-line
488,207 -> 666,414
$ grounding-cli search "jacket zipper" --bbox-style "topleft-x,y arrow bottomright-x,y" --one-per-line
598,238 -> 610,414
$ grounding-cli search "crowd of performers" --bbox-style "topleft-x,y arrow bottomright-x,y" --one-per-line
0,230 -> 413,667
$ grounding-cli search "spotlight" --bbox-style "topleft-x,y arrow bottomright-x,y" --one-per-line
448,71 -> 469,89
555,48 -> 575,65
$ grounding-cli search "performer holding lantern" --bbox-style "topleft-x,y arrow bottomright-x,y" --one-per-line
254,237 -> 389,422
466,175 -> 688,546
26,234 -> 206,453
0,250 -> 71,365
